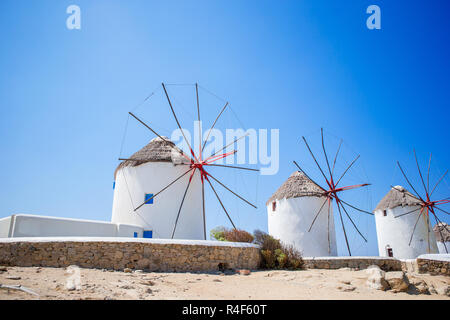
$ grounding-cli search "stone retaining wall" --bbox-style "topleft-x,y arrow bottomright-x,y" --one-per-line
303,257 -> 403,271
0,238 -> 261,272
416,257 -> 449,276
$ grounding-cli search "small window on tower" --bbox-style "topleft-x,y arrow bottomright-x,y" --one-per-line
272,201 -> 276,212
383,210 -> 387,217
145,193 -> 154,204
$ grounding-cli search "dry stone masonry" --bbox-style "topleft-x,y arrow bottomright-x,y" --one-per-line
0,238 -> 260,272
303,256 -> 403,271
416,255 -> 449,276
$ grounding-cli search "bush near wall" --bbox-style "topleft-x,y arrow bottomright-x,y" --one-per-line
253,230 -> 304,270
210,227 -> 254,243
210,226 -> 304,270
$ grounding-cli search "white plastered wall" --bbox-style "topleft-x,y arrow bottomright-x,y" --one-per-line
267,196 -> 337,257
374,206 -> 438,259
0,214 -> 143,238
111,162 -> 203,240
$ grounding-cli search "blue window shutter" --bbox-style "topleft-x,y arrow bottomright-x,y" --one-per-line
133,232 -> 138,238
113,181 -> 115,189
143,230 -> 153,238
145,193 -> 154,204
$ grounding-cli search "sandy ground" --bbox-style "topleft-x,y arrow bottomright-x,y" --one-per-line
0,266 -> 449,300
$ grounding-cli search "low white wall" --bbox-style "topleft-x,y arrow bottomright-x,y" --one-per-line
0,214 -> 143,238
0,216 -> 12,238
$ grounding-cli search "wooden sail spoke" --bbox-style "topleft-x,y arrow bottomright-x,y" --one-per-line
202,101 -> 229,152
408,208 -> 425,246
207,133 -> 249,160
171,171 -> 195,238
293,161 -> 327,192
426,153 -> 432,195
397,161 -> 425,202
205,177 -> 237,229
307,197 -> 329,232
205,163 -> 259,172
321,128 -> 333,178
205,171 -> 257,208
338,198 -> 374,215
302,136 -> 330,184
430,211 -> 448,253
332,139 -> 343,177
394,206 -> 421,219
430,170 -> 448,197
335,155 -> 360,187
162,83 -> 198,162
339,201 -> 368,242
336,201 -> 351,256
128,112 -> 192,163
134,168 -> 193,211
414,149 -> 429,197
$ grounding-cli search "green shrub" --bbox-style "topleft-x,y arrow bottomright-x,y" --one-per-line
261,249 -> 276,269
253,230 -> 282,252
253,230 -> 304,270
210,226 -> 226,241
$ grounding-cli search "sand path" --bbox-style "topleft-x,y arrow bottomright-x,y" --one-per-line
0,266 -> 448,300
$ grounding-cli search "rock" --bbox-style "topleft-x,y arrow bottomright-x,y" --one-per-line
0,266 -> 8,272
140,280 -> 155,286
213,279 -> 222,282
337,285 -> 356,292
408,279 -> 429,294
119,284 -> 134,289
385,271 -> 409,293
366,265 -> 389,291
436,285 -> 450,297
66,284 -> 76,291
6,276 -> 21,280
124,268 -> 132,273
340,280 -> 352,285
237,269 -> 251,276
428,285 -> 438,295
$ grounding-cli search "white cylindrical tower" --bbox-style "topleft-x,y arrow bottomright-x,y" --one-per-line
267,171 -> 337,257
374,186 -> 438,259
111,137 -> 203,239
433,222 -> 450,254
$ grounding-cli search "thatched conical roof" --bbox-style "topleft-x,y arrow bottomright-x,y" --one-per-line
374,185 -> 421,211
266,171 -> 326,205
114,136 -> 187,178
433,222 -> 450,242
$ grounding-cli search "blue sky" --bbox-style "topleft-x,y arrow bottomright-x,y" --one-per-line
0,1 -> 449,256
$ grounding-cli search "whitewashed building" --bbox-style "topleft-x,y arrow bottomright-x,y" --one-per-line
0,137 -> 204,240
112,137 -> 203,240
433,222 -> 450,254
374,186 -> 438,259
267,171 -> 337,257
0,214 -> 142,238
